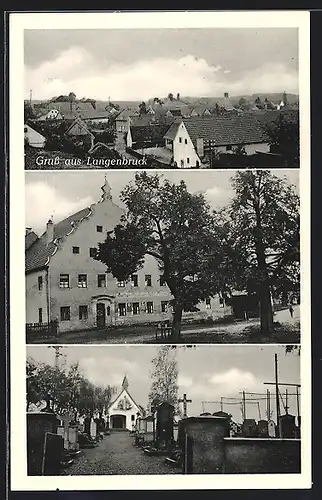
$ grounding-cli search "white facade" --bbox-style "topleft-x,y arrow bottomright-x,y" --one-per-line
24,124 -> 46,148
37,108 -> 63,120
107,388 -> 143,430
168,122 -> 201,168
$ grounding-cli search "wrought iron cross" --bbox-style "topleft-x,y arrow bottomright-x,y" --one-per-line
179,393 -> 192,418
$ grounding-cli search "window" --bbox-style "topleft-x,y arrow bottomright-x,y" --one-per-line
97,274 -> 106,288
226,145 -> 232,151
78,274 -> 87,288
117,280 -> 126,287
179,137 -> 182,143
24,127 -> 28,133
145,275 -> 152,287
96,225 -> 103,232
38,276 -> 43,291
59,274 -> 69,288
160,275 -> 166,286
206,298 -> 211,309
72,246 -> 80,254
147,301 -> 154,314
185,138 -> 188,144
38,308 -> 43,324
131,414 -> 135,421
118,303 -> 126,316
131,274 -> 138,287
180,159 -> 184,167
187,157 -> 190,164
89,247 -> 96,257
161,301 -> 168,313
60,306 -> 70,321
79,305 -> 88,320
133,302 -> 140,315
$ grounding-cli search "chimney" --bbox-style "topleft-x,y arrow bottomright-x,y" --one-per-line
46,218 -> 54,244
196,138 -> 204,157
25,227 -> 32,236
224,92 -> 229,99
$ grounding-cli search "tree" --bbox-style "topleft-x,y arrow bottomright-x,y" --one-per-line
24,102 -> 36,121
26,357 -> 115,417
93,172 -> 225,339
148,346 -> 179,412
239,97 -> 247,107
168,93 -> 174,101
218,170 -> 300,335
68,92 -> 76,112
139,101 -> 147,115
232,143 -> 247,155
265,114 -> 299,166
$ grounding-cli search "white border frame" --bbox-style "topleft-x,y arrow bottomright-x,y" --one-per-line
10,10 -> 311,491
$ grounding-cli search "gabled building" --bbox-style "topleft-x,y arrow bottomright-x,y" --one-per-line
163,120 -> 201,168
107,376 -> 144,430
24,123 -> 46,148
114,109 -> 140,133
25,178 -> 231,334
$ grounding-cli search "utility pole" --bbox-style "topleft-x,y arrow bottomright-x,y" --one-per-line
266,389 -> 271,420
220,397 -> 224,412
274,353 -> 281,437
242,391 -> 246,421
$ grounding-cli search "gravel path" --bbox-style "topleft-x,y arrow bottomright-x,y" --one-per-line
61,431 -> 180,475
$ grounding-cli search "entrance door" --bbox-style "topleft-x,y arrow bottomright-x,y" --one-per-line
111,415 -> 126,429
96,303 -> 106,327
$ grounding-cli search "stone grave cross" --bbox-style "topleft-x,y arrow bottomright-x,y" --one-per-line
179,393 -> 192,418
59,413 -> 73,448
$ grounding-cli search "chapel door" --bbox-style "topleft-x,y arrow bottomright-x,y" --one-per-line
96,303 -> 106,327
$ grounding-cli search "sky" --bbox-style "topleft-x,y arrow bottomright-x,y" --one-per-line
24,28 -> 299,101
25,169 -> 299,235
26,345 -> 300,424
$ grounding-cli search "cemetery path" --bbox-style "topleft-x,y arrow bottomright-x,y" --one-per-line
60,431 -> 180,475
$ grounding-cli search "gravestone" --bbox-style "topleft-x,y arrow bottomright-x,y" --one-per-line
57,413 -> 73,450
242,419 -> 258,437
84,416 -> 91,436
27,412 -> 60,475
90,419 -> 97,440
268,420 -> 276,437
42,432 -> 64,475
155,402 -> 175,449
68,427 -> 79,452
173,422 -> 179,442
180,416 -> 230,474
144,415 -> 155,443
280,414 -> 296,438
257,420 -> 269,437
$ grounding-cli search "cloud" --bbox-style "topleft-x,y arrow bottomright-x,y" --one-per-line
25,181 -> 94,234
178,374 -> 194,388
25,46 -> 298,101
209,368 -> 260,395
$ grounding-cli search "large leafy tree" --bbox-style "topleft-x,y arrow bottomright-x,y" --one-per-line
217,170 -> 300,334
265,113 -> 299,166
93,172 -> 225,339
148,346 -> 179,413
26,357 -> 115,417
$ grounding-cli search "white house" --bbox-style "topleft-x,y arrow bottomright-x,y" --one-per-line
107,376 -> 144,430
24,123 -> 46,148
164,120 -> 201,168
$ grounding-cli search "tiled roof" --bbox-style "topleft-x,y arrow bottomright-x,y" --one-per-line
25,207 -> 91,273
25,231 -> 39,251
39,101 -> 100,120
182,115 -> 268,146
115,109 -> 140,121
163,121 -> 181,140
26,118 -> 94,140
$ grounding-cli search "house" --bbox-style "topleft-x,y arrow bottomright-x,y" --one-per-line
24,123 -> 46,148
115,109 -> 140,133
36,100 -> 111,123
163,120 -> 201,168
181,115 -> 270,157
26,117 -> 95,150
106,376 -> 144,430
126,123 -> 171,149
25,178 -> 232,333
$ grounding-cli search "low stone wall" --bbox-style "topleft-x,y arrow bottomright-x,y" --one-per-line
223,437 -> 301,474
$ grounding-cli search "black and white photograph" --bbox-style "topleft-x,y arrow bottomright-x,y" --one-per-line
24,28 -> 299,169
26,344 -> 301,476
25,169 -> 300,345
9,10 -> 311,492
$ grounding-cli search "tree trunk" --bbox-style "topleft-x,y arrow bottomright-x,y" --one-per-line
259,282 -> 274,334
171,301 -> 183,342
